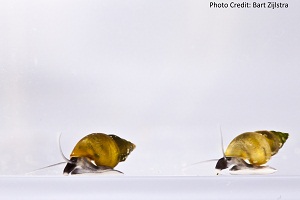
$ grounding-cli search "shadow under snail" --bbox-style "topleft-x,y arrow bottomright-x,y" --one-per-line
215,130 -> 289,175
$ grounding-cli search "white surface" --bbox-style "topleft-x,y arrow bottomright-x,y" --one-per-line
0,0 -> 300,177
1,176 -> 300,200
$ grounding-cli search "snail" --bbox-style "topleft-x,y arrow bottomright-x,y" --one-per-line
215,130 -> 289,175
63,133 -> 136,175
29,133 -> 135,175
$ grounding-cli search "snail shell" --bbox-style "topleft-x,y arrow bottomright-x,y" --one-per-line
63,133 -> 135,175
216,130 -> 288,174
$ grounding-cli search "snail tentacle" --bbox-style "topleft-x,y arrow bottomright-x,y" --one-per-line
26,133 -> 72,174
219,125 -> 226,159
58,133 -> 76,164
26,161 -> 67,175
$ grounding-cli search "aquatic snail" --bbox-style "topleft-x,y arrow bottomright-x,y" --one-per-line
215,130 -> 289,175
31,133 -> 136,175
63,133 -> 136,175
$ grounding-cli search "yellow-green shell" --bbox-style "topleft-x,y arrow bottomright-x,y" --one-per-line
225,131 -> 288,166
70,133 -> 135,168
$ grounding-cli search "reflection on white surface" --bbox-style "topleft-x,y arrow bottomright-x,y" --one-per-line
0,0 -> 300,177
1,176 -> 300,200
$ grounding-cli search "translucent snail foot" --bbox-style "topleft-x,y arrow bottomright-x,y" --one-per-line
63,157 -> 123,175
229,164 -> 277,175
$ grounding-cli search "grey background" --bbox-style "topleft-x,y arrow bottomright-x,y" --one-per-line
0,0 -> 299,176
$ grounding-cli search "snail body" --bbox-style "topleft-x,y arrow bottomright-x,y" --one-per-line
216,130 -> 288,175
63,133 -> 135,175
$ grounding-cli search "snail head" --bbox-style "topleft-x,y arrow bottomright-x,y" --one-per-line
215,157 -> 229,174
